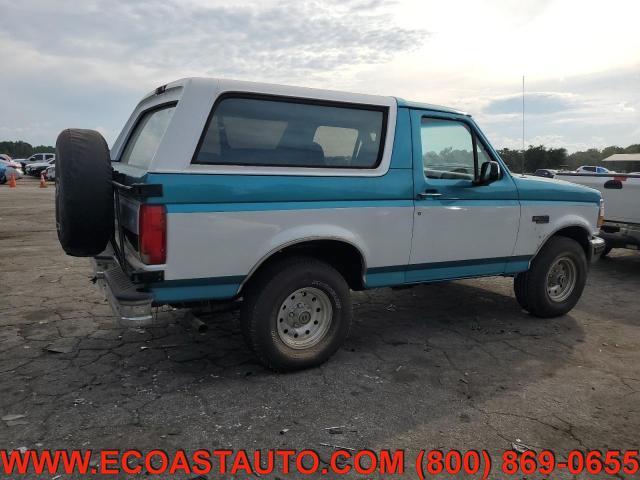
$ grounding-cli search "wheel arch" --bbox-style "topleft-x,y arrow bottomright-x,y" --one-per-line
533,224 -> 593,263
238,236 -> 368,293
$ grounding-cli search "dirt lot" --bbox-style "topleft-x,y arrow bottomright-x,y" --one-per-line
1,178 -> 639,478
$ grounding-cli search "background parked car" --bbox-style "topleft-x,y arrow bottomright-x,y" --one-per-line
45,165 -> 55,180
0,163 -> 6,184
0,156 -> 24,179
20,153 -> 55,171
533,168 -> 557,178
576,165 -> 613,174
558,171 -> 640,256
25,158 -> 55,176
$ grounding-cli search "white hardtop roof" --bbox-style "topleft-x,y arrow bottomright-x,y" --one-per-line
142,77 -> 465,115
603,153 -> 640,162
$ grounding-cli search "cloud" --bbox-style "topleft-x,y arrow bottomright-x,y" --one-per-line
483,92 -> 579,115
0,0 -> 426,79
466,66 -> 640,152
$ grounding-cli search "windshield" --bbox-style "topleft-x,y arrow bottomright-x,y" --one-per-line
119,104 -> 176,169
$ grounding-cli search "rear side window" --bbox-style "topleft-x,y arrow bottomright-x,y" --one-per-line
193,96 -> 386,168
120,104 -> 176,168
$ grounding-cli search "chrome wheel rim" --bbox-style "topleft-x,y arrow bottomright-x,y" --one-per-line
546,256 -> 577,302
276,287 -> 332,349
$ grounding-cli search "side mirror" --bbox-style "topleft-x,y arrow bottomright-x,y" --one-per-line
476,161 -> 501,185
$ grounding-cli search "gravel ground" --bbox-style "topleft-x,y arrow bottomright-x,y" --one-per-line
1,178 -> 639,479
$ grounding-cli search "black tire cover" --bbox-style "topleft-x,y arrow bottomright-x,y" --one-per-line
55,129 -> 114,256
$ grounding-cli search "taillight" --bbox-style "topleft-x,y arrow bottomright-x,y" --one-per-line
139,205 -> 166,265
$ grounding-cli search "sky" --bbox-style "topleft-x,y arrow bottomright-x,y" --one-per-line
1,0 -> 638,152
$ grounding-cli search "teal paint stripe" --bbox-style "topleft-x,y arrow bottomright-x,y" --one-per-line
406,262 -> 503,283
167,199 -> 414,213
148,255 -> 532,302
149,275 -> 244,302
504,259 -> 530,274
154,275 -> 246,287
151,283 -> 241,303
367,255 -> 531,274
365,267 -> 502,289
165,198 -> 543,213
519,200 -> 597,206
365,270 -> 405,288
146,169 -> 414,205
417,199 -> 519,207
365,255 -> 532,287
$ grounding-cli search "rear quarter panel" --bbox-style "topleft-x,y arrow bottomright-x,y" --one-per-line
151,171 -> 415,285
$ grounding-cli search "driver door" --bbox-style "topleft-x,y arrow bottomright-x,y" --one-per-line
408,111 -> 520,282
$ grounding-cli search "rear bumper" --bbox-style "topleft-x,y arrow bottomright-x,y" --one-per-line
92,255 -> 155,327
589,235 -> 606,262
599,221 -> 640,249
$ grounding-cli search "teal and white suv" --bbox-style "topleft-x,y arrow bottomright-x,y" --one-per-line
54,78 -> 605,370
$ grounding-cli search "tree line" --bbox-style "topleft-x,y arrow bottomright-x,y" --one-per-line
0,141 -> 55,159
498,143 -> 640,173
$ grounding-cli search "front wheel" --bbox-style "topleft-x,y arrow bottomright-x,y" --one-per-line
514,236 -> 587,318
240,256 -> 352,371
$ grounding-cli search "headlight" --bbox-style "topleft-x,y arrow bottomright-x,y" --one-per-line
598,199 -> 605,228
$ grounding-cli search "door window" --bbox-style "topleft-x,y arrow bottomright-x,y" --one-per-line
421,118 -> 475,180
476,140 -> 492,166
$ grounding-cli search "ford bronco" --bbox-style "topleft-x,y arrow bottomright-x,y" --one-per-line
54,78 -> 605,370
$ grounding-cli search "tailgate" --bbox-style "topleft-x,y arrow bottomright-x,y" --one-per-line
557,173 -> 640,224
110,173 -> 165,279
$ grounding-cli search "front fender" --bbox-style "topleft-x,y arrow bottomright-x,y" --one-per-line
514,202 -> 599,260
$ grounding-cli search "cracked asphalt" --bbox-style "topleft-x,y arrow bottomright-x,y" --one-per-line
1,178 -> 639,479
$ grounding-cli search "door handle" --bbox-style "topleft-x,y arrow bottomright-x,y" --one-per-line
417,191 -> 442,199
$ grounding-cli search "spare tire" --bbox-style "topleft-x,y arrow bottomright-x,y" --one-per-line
55,129 -> 114,256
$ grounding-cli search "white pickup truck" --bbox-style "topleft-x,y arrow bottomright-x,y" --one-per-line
556,172 -> 640,255
53,78 -> 605,370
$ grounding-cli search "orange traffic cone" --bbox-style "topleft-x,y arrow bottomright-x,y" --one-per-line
39,172 -> 47,188
8,174 -> 16,188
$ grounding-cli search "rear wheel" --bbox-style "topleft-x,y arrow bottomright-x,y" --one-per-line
240,256 -> 352,371
513,236 -> 587,318
600,244 -> 613,257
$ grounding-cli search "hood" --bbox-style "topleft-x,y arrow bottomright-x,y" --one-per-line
512,174 -> 601,204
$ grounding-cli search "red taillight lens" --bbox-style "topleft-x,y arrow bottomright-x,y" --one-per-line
139,205 -> 166,265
